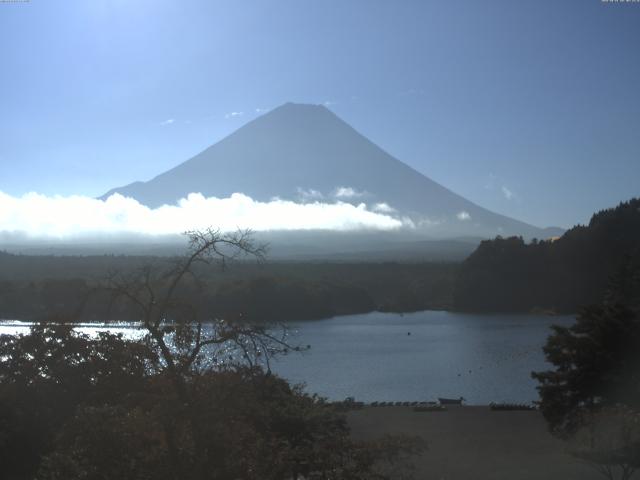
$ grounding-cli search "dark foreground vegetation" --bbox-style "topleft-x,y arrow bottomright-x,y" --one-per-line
0,327 -> 423,480
0,252 -> 455,322
0,230 -> 423,480
454,198 -> 640,313
532,262 -> 640,480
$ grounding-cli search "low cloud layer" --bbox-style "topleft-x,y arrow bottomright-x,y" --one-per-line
0,191 -> 408,239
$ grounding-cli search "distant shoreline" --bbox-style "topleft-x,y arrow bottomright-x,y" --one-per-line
0,307 -> 574,327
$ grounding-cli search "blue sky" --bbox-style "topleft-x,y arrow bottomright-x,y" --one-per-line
0,0 -> 638,228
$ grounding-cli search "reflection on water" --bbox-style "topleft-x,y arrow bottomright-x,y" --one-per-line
0,321 -> 145,340
0,310 -> 574,404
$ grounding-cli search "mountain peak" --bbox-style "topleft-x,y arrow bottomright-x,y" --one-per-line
273,102 -> 331,112
256,102 -> 337,125
102,103 -> 552,239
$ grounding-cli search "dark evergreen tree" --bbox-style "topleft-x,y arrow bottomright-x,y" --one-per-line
533,262 -> 640,437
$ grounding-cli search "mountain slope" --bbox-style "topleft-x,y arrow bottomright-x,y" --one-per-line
103,103 -> 557,239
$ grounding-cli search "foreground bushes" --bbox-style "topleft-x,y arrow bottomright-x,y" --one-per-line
0,326 -> 423,480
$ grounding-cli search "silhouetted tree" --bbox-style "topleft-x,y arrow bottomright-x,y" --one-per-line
533,263 -> 640,479
533,302 -> 640,435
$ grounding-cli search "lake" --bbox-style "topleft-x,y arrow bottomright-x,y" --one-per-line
0,310 -> 574,405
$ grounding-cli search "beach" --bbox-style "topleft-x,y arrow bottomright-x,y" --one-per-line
348,406 -> 601,480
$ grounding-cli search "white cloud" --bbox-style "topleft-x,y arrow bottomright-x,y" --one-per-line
0,191 -> 410,239
456,211 -> 471,221
296,187 -> 324,202
255,108 -> 265,113
485,175 -> 520,202
322,100 -> 337,107
224,111 -> 244,119
334,187 -> 365,199
160,118 -> 175,126
373,202 -> 396,213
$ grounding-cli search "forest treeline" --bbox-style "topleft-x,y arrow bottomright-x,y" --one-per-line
2,198 -> 639,320
0,256 -> 455,322
454,198 -> 640,313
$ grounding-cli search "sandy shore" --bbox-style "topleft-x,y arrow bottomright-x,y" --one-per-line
348,406 -> 601,480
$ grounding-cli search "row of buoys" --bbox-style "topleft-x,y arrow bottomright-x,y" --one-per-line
370,401 -> 438,407
333,400 -> 447,411
333,400 -> 537,410
333,400 -> 437,408
489,402 -> 537,411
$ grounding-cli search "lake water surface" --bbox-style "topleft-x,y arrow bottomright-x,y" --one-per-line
275,311 -> 574,404
0,310 -> 574,405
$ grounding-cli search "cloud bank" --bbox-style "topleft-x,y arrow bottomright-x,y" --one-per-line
0,191 -> 408,239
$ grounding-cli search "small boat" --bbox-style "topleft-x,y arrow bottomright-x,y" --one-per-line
438,397 -> 465,405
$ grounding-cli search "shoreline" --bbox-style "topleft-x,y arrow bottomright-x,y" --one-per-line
0,307 -> 575,326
